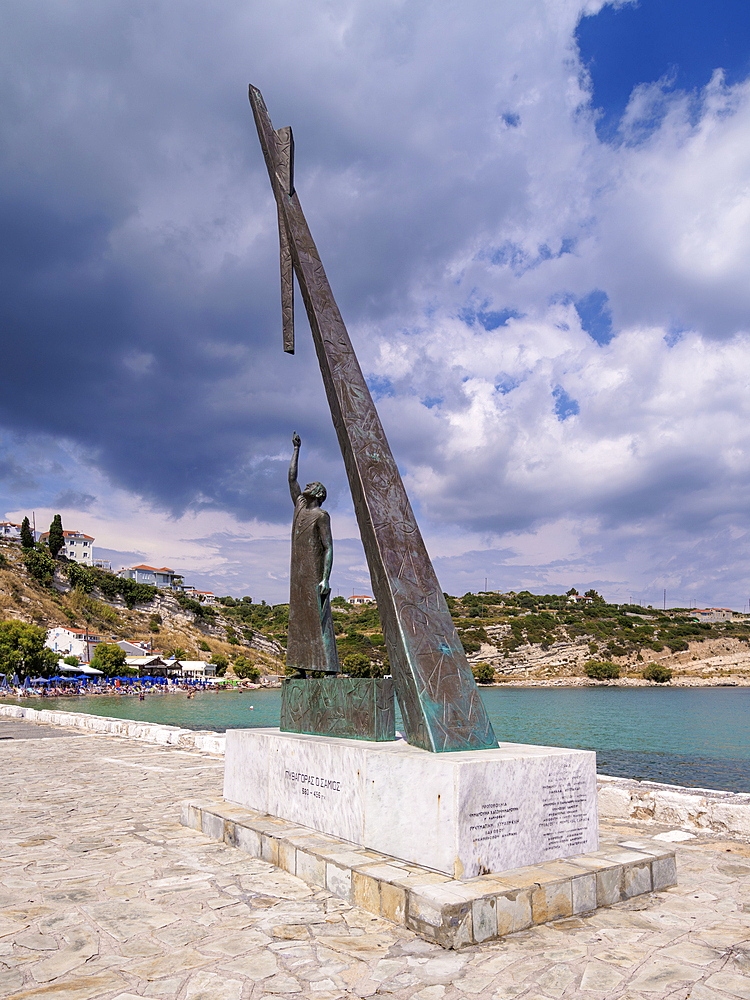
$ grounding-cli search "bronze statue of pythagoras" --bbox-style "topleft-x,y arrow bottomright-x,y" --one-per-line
287,432 -> 340,677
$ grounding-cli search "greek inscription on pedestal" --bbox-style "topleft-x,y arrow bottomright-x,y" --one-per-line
540,775 -> 588,852
468,801 -> 520,844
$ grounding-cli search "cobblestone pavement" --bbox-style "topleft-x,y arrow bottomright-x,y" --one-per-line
1,718 -> 749,1000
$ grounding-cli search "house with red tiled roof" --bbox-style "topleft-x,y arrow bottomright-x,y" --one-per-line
692,608 -> 734,623
45,626 -> 104,661
117,565 -> 182,589
348,594 -> 375,605
0,521 -> 22,541
38,529 -> 94,563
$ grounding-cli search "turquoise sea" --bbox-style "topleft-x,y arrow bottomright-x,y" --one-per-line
5,686 -> 749,793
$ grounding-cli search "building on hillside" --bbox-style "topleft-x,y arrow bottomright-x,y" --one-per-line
46,626 -> 104,662
692,608 -> 734,623
568,594 -> 593,604
117,565 -> 182,589
0,521 -> 22,541
181,587 -> 217,605
116,639 -> 154,656
94,559 -> 111,570
348,594 -> 375,606
38,529 -> 95,563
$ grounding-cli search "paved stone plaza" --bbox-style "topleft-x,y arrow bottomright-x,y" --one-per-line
1,717 -> 749,999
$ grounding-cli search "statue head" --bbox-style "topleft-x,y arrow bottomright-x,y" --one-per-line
302,481 -> 327,504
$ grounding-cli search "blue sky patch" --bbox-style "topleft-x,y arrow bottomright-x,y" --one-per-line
459,305 -> 521,330
553,385 -> 580,421
575,289 -> 613,345
366,374 -> 394,399
577,0 -> 750,140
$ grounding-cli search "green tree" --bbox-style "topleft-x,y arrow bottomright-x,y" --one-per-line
643,662 -> 672,683
584,589 -> 603,602
210,652 -> 228,677
47,514 -> 65,558
211,653 -> 229,677
233,656 -> 261,681
90,643 -> 127,677
584,660 -> 620,681
20,516 -> 34,549
0,621 -> 58,679
472,662 -> 496,684
63,655 -> 80,667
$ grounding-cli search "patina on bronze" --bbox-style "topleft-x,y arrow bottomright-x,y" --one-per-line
287,432 -> 340,676
281,677 -> 396,742
250,85 -> 497,752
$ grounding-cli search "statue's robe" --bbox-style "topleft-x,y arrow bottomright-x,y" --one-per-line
287,498 -> 340,674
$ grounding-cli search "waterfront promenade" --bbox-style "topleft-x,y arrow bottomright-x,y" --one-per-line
1,716 -> 749,1000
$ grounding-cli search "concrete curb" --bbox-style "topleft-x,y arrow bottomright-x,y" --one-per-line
3,703 -> 749,839
0,703 -> 226,755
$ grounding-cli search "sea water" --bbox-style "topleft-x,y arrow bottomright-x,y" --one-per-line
5,685 -> 749,793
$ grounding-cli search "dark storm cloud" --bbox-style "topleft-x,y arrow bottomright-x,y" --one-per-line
2,0 -> 750,607
52,491 -> 97,510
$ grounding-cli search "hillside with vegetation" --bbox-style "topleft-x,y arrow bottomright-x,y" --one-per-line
0,539 -> 285,678
2,535 -> 749,684
447,589 -> 750,685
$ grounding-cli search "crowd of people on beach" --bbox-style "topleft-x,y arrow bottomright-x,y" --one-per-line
0,677 -> 258,699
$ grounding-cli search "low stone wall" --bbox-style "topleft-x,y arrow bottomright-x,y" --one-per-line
0,703 -> 225,755
597,773 -> 750,838
2,703 -> 748,840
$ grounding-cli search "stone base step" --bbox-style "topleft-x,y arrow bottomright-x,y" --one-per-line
180,797 -> 676,949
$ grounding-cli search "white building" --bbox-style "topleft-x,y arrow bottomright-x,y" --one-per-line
179,660 -> 217,679
348,594 -> 375,606
0,521 -> 22,541
46,626 -> 104,661
117,564 -> 182,589
38,529 -> 95,563
182,587 -> 218,605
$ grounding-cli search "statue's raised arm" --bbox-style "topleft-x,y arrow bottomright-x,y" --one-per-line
289,432 -> 302,504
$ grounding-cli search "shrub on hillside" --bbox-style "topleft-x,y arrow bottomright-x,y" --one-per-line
472,662 -> 496,684
23,546 -> 56,586
342,652 -> 385,678
643,662 -> 672,683
583,660 -> 620,681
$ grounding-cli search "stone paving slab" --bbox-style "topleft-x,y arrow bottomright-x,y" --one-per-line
1,722 -> 749,999
0,716 -> 95,739
181,798 -> 676,949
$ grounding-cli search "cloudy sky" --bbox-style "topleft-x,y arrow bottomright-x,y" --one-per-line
2,0 -> 750,609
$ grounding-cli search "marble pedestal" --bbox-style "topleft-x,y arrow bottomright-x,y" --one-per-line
224,729 -> 598,879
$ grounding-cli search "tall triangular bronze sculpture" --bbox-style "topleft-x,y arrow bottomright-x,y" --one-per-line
250,86 -> 497,752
